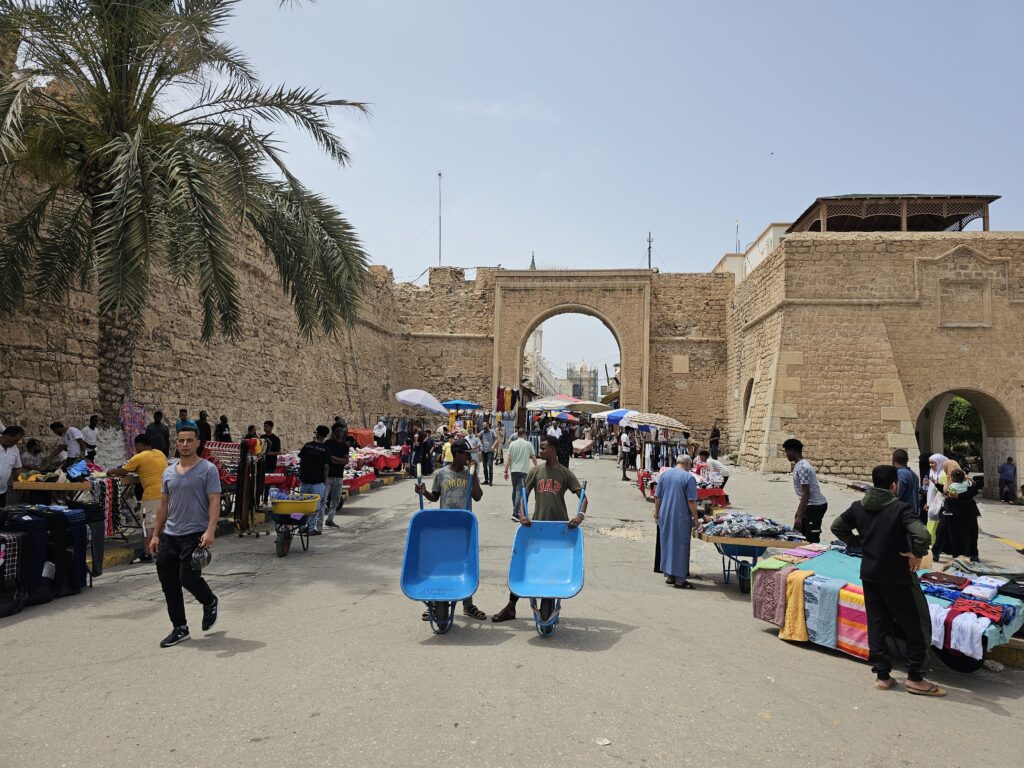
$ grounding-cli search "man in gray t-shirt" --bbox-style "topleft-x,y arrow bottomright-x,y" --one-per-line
415,439 -> 486,620
479,422 -> 497,486
150,425 -> 221,648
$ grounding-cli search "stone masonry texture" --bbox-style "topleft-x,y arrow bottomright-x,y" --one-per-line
2,178 -> 1023,494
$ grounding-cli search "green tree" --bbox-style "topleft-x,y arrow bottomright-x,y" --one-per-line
0,0 -> 368,422
943,396 -> 982,455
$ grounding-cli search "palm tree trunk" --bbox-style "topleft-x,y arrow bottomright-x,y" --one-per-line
97,306 -> 141,426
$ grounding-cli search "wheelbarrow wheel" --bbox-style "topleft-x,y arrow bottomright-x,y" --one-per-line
737,561 -> 752,594
428,601 -> 455,634
275,531 -> 291,558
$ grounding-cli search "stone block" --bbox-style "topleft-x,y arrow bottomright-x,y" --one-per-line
880,406 -> 906,421
776,377 -> 802,392
779,351 -> 805,366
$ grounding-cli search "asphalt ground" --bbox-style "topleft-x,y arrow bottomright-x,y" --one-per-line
2,456 -> 1022,768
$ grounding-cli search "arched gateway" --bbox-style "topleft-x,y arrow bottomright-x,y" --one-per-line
493,271 -> 651,410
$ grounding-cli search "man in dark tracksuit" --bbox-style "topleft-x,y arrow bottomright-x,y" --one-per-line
831,465 -> 946,696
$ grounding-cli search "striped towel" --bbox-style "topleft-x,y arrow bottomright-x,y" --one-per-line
836,584 -> 870,660
803,575 -> 846,648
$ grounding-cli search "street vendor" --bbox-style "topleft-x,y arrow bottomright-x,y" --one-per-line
47,421 -> 86,463
20,438 -> 46,471
697,449 -> 730,487
0,425 -> 25,506
783,438 -> 828,544
414,439 -> 487,621
107,434 -> 169,560
492,434 -> 588,623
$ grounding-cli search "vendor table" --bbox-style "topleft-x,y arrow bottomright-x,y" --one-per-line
12,481 -> 91,492
696,532 -> 795,593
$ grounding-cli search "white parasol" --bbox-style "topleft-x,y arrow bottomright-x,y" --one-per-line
395,389 -> 450,416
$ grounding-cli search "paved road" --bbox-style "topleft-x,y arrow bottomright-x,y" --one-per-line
2,458 -> 1022,767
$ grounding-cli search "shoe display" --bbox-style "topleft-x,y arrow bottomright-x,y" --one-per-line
160,626 -> 190,647
202,597 -> 219,631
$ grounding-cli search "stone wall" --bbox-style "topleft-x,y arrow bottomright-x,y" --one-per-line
648,273 -> 731,446
726,232 -> 1024,493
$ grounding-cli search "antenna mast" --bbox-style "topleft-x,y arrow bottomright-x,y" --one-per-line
647,232 -> 653,270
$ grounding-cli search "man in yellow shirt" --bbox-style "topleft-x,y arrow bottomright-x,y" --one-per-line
108,434 -> 169,559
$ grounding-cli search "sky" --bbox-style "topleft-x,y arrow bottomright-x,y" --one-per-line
228,0 -> 1023,367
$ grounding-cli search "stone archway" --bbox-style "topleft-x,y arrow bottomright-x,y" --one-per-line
915,387 -> 1018,497
492,270 -> 652,410
516,304 -> 623,399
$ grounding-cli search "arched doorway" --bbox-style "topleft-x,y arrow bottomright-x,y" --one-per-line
916,388 -> 1016,498
518,307 -> 622,404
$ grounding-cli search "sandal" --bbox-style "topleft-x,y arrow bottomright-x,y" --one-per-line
674,580 -> 696,590
906,683 -> 947,697
491,606 -> 517,622
463,605 -> 487,620
874,678 -> 896,691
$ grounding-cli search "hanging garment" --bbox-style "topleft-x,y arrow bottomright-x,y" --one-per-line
950,611 -> 990,659
509,389 -> 519,411
803,574 -> 846,648
119,400 -> 148,458
928,603 -> 949,648
779,570 -> 814,642
752,565 -> 795,627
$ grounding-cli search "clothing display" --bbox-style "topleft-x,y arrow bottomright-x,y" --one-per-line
836,584 -> 870,660
803,575 -> 845,648
118,400 -> 148,458
697,513 -> 804,541
751,565 -> 795,627
778,570 -> 814,642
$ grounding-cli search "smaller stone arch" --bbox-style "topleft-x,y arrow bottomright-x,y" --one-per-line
916,386 -> 1018,498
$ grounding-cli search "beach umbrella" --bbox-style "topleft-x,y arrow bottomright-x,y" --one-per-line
603,408 -> 638,425
563,399 -> 607,414
624,412 -> 690,432
555,412 -> 579,423
395,389 -> 449,416
441,399 -> 482,410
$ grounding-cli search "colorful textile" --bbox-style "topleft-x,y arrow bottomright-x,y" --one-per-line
779,570 -> 814,641
784,547 -> 823,559
921,583 -> 966,602
119,399 -> 148,458
751,557 -> 788,572
951,597 -> 1006,624
919,571 -> 970,589
963,583 -> 999,601
753,565 -> 796,627
837,584 -> 870,660
803,574 -> 846,648
775,554 -> 810,564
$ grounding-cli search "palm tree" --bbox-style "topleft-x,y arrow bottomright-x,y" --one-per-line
0,0 -> 369,423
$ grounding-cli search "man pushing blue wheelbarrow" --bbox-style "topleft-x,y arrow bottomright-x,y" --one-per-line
401,439 -> 487,633
491,434 -> 589,635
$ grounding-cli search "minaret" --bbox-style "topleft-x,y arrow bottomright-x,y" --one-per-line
529,251 -> 536,270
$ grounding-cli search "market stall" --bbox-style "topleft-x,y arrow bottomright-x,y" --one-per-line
749,546 -> 1024,672
639,467 -> 729,509
695,513 -> 807,592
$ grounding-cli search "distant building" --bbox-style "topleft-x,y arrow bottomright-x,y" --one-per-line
523,325 -> 559,396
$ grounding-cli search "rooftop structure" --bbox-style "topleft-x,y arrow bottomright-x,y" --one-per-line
787,194 -> 999,234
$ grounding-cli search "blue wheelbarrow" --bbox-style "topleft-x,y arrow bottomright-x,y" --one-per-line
400,505 -> 480,634
508,485 -> 586,637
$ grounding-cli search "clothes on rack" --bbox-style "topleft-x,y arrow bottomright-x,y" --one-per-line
119,400 -> 148,458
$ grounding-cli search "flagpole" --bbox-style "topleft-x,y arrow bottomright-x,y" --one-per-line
438,171 -> 442,266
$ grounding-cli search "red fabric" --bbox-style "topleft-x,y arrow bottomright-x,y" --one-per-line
344,473 -> 375,490
347,428 -> 374,448
697,488 -> 729,508
951,597 -> 1005,624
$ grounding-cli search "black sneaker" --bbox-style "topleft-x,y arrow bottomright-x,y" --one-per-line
160,626 -> 190,647
202,597 -> 219,631
325,521 -> 339,528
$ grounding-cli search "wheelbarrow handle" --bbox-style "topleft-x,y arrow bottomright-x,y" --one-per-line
521,485 -> 529,519
575,481 -> 587,517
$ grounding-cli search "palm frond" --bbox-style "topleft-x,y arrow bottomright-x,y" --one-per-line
33,193 -> 94,302
91,128 -> 153,315
0,73 -> 33,163
173,83 -> 368,165
162,140 -> 241,339
0,185 -> 58,310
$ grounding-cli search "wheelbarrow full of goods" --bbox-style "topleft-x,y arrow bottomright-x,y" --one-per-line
269,490 -> 320,557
